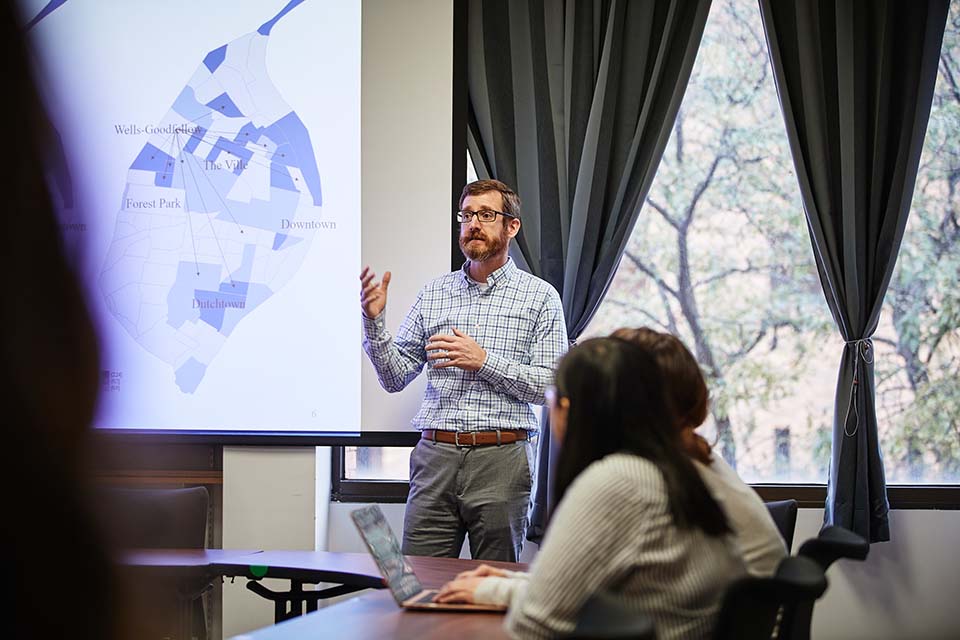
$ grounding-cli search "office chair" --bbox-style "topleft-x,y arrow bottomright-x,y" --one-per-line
783,525 -> 870,640
101,486 -> 210,640
765,499 -> 799,550
102,486 -> 209,549
567,593 -> 656,639
798,525 -> 869,570
712,555 -> 827,640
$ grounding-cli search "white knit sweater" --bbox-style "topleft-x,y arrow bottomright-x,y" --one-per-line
474,453 -> 746,640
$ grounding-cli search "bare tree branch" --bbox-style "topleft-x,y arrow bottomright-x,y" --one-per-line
646,196 -> 680,230
694,261 -> 771,288
657,285 -> 680,335
939,50 -> 960,106
624,251 -> 680,300
601,299 -> 674,333
871,335 -> 899,350
684,150 -> 727,227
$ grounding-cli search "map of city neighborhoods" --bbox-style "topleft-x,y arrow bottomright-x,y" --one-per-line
96,1 -> 327,392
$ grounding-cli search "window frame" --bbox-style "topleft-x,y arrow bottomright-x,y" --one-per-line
330,432 -> 418,503
329,442 -> 960,508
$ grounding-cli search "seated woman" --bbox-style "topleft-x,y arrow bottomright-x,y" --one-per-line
612,327 -> 787,576
436,337 -> 745,639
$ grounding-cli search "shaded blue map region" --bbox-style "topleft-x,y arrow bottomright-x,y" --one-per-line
271,163 -> 297,191
166,245 -> 273,336
234,122 -> 264,144
175,358 -> 207,393
204,45 -> 227,73
185,127 -> 207,153
220,282 -> 274,335
206,137 -> 254,173
213,187 -> 300,232
175,154 -> 234,213
205,92 -> 244,118
25,0 -> 68,30
167,261 -> 221,329
194,289 -> 246,331
231,244 -> 256,282
258,0 -> 306,35
131,143 -> 176,173
173,86 -> 214,126
263,112 -> 323,206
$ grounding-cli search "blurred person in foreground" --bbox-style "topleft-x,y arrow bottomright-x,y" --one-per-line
3,12 -> 115,640
3,4 -> 148,637
612,327 -> 787,575
436,337 -> 745,639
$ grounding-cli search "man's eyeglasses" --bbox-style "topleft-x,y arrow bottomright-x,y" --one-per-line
456,209 -> 518,224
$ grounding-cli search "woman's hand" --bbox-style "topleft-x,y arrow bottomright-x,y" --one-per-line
454,563 -> 509,580
434,577 -> 487,604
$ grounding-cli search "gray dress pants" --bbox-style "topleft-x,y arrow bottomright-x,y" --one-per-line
401,437 -> 535,562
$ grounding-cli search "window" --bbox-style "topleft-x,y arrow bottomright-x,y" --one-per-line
343,446 -> 412,480
332,435 -> 419,503
873,2 -> 960,484
585,0 -> 839,483
587,0 -> 960,485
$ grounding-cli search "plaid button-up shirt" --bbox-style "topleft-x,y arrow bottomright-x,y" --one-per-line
362,258 -> 568,433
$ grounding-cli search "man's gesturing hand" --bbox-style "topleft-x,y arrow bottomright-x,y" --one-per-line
426,328 -> 486,372
360,266 -> 391,319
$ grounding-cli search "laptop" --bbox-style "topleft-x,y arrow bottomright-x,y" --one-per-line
350,505 -> 506,612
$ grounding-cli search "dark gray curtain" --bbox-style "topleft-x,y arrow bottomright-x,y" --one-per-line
759,0 -> 949,542
466,0 -> 712,542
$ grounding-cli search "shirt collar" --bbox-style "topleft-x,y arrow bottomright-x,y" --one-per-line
460,256 -> 517,288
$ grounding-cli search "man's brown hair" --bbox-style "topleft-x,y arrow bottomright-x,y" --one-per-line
459,179 -> 521,219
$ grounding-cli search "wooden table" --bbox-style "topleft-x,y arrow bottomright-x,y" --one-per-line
229,555 -> 525,640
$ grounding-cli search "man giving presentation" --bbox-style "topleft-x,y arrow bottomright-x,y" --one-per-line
360,179 -> 567,561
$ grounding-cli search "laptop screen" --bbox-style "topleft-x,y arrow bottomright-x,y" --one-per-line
351,505 -> 424,603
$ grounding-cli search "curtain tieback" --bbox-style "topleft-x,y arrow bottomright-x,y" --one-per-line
841,338 -> 874,437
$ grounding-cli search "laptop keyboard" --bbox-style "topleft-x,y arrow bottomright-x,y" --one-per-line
411,590 -> 438,604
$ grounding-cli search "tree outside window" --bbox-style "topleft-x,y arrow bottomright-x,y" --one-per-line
586,0 -> 959,484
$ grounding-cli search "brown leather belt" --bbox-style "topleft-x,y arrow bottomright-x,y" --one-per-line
421,429 -> 528,447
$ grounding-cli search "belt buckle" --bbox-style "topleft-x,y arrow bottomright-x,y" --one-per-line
454,431 -> 476,448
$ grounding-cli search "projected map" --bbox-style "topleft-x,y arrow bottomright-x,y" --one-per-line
99,12 -> 326,393
24,0 -> 361,430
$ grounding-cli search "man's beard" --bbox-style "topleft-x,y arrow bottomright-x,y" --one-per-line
460,224 -> 509,262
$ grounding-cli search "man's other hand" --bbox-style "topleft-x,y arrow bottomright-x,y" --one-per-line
426,328 -> 486,372
360,266 -> 391,319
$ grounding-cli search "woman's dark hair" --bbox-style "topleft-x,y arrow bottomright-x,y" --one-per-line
552,338 -> 730,536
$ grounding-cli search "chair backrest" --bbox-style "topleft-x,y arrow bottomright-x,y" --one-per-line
712,555 -> 827,640
765,499 -> 799,550
100,486 -> 209,549
568,593 -> 656,639
786,525 -> 870,640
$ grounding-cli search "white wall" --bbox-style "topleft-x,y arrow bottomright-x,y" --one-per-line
222,447 -> 320,638
360,0 -> 453,431
793,509 -> 960,640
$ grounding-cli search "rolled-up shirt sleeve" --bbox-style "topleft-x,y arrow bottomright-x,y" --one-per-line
361,291 -> 427,393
